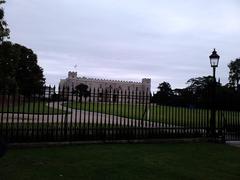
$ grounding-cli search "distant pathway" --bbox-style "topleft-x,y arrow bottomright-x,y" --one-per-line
226,141 -> 240,148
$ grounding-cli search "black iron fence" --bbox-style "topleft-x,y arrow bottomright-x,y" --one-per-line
0,86 -> 240,143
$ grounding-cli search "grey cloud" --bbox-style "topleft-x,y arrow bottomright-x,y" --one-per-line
5,0 -> 240,91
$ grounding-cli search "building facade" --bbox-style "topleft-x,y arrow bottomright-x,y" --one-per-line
59,71 -> 151,102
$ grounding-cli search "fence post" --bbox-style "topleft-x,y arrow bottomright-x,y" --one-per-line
64,87 -> 69,140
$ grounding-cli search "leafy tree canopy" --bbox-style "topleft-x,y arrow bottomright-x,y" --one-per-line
186,76 -> 214,94
228,58 -> 240,90
0,0 -> 10,42
0,41 -> 45,94
157,81 -> 173,96
152,82 -> 173,105
74,83 -> 90,98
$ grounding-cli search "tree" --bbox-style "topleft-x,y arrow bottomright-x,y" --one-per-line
74,83 -> 90,101
152,82 -> 173,104
0,42 -> 45,94
185,76 -> 214,107
186,76 -> 215,95
0,41 -> 17,92
185,76 -> 228,108
157,82 -> 173,96
0,0 -> 10,43
228,58 -> 240,90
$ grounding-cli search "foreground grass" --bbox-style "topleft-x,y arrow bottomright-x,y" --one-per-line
1,143 -> 240,180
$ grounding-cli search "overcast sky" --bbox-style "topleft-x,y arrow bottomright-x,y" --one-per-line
5,0 -> 240,91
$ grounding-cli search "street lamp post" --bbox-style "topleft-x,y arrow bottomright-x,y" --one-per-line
209,49 -> 220,137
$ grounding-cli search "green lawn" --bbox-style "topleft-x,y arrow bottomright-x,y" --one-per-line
1,143 -> 240,180
67,102 -> 237,127
0,102 -> 64,114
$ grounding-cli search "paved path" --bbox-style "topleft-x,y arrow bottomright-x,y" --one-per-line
226,141 -> 240,148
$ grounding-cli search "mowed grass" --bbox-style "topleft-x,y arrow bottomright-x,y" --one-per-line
67,102 -> 239,127
1,143 -> 240,180
0,102 -> 65,114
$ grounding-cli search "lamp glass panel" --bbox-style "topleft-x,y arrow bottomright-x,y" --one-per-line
210,58 -> 219,67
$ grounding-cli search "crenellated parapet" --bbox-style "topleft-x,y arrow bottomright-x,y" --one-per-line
76,76 -> 144,85
68,71 -> 77,79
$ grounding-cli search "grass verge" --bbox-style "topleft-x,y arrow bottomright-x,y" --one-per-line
0,143 -> 240,180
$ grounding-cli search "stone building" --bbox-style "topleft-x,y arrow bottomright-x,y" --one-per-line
59,71 -> 151,102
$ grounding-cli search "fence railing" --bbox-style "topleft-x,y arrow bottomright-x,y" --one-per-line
0,86 -> 240,143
